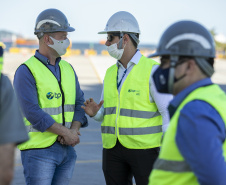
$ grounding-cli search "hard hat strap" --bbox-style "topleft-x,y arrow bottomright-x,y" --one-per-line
195,57 -> 214,77
129,33 -> 140,45
118,33 -> 124,49
168,55 -> 178,93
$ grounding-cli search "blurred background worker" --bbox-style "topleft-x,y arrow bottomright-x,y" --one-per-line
14,9 -> 87,185
148,20 -> 226,185
82,11 -> 172,185
0,44 -> 28,185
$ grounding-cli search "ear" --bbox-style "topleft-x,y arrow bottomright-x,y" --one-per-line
186,59 -> 195,74
123,34 -> 130,42
122,34 -> 130,46
43,34 -> 53,45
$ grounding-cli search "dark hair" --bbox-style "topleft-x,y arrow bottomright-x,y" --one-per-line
206,58 -> 214,68
128,33 -> 139,48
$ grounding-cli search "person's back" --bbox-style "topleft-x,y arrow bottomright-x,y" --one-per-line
0,45 -> 28,185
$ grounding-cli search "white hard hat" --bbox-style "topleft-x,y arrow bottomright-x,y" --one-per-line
98,11 -> 140,34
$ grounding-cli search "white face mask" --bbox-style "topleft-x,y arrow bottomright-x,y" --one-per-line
107,39 -> 125,60
48,36 -> 70,56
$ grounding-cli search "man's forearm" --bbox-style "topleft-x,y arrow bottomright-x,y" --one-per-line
46,122 -> 70,137
70,121 -> 81,131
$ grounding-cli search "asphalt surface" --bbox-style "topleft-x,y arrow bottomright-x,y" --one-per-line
2,53 -> 226,185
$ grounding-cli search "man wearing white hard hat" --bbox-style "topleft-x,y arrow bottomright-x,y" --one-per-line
82,11 -> 172,185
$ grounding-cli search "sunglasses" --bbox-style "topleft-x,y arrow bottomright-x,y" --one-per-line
107,33 -> 121,42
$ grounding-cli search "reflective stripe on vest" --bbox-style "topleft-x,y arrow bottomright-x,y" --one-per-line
119,125 -> 162,135
26,122 -> 73,132
101,125 -> 162,135
101,126 -> 115,134
154,159 -> 191,172
102,56 -> 163,149
104,107 -> 160,118
104,107 -> 116,115
120,109 -> 160,119
42,104 -> 75,115
149,84 -> 226,185
17,56 -> 76,150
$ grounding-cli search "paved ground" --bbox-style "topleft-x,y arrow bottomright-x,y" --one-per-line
2,53 -> 226,185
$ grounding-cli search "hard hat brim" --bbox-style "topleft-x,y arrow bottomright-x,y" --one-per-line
98,31 -> 108,34
66,26 -> 75,32
98,30 -> 140,34
148,52 -> 160,58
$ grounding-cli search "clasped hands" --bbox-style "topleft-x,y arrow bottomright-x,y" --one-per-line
57,129 -> 81,147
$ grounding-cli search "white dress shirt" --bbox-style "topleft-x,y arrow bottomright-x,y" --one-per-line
93,50 -> 173,133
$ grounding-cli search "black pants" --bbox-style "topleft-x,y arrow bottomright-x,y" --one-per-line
102,140 -> 159,185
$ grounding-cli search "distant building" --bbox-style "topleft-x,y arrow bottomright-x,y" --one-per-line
0,30 -> 22,43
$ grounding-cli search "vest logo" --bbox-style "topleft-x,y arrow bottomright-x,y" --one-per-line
128,89 -> 140,95
46,92 -> 61,100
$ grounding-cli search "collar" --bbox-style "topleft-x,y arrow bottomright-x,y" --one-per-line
116,49 -> 142,68
35,50 -> 61,65
168,78 -> 213,118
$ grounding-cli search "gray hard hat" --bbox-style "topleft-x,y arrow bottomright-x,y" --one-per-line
149,20 -> 215,77
34,8 -> 75,37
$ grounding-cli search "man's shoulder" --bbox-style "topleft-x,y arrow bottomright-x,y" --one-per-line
181,100 -> 217,119
59,59 -> 74,68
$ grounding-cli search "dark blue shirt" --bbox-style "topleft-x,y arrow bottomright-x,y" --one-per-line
14,50 -> 87,132
168,78 -> 226,185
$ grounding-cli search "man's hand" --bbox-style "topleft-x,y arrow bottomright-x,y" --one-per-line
58,129 -> 80,146
81,98 -> 104,117
57,121 -> 82,146
69,129 -> 81,147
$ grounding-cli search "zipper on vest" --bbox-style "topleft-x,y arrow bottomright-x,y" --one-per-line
58,81 -> 65,126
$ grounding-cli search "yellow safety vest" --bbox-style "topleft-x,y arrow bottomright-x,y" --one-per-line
102,56 -> 163,149
149,84 -> 226,185
18,56 -> 76,150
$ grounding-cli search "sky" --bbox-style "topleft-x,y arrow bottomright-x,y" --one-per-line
1,0 -> 225,45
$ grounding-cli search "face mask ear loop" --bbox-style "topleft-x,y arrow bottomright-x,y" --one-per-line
48,36 -> 54,46
168,55 -> 178,94
118,32 -> 124,49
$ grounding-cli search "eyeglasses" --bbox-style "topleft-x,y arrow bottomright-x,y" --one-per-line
175,58 -> 192,67
160,57 -> 192,67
